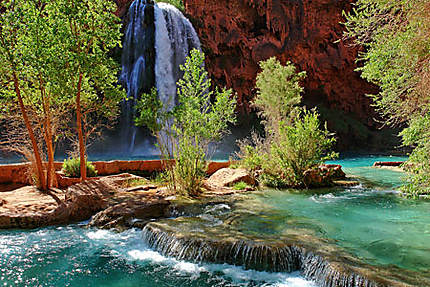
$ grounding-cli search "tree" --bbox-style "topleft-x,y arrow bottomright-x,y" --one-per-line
49,0 -> 125,181
136,49 -> 237,196
254,57 -> 305,137
237,58 -> 337,188
0,1 -> 47,190
344,0 -> 430,196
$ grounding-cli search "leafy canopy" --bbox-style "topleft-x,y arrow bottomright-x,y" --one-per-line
344,0 -> 430,196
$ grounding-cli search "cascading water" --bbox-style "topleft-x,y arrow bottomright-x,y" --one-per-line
120,0 -> 201,153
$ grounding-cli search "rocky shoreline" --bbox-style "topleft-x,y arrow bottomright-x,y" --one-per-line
0,164 -> 357,230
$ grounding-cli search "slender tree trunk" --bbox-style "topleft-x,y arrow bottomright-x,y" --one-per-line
76,72 -> 86,181
39,74 -> 56,188
13,71 -> 47,190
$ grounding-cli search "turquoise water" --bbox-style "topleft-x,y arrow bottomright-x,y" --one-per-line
0,226 -> 314,287
328,155 -> 407,188
2,156 -> 429,286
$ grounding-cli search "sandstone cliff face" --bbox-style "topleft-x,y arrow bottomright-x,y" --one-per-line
182,0 -> 376,121
114,0 -> 396,150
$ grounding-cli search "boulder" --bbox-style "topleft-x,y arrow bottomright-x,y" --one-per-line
88,197 -> 170,231
205,168 -> 255,189
303,164 -> 346,188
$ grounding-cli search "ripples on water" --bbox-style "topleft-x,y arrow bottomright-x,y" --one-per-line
2,156 -> 428,286
0,226 -> 315,287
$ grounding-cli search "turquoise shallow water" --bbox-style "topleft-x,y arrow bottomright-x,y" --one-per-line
1,156 -> 429,286
0,226 -> 314,287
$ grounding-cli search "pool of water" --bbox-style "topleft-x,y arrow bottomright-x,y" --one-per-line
2,156 -> 429,286
0,226 -> 314,287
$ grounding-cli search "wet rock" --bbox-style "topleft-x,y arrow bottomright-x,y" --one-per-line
303,164 -> 346,188
373,161 -> 404,167
142,218 -> 428,287
205,168 -> 255,189
88,197 -> 170,231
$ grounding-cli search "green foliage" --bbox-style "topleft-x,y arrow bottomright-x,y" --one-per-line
63,158 -> 97,178
135,49 -> 236,196
238,58 -> 337,188
259,173 -> 290,189
267,109 -> 338,186
159,0 -> 184,11
232,181 -> 248,190
400,114 -> 430,197
344,0 -> 430,196
172,49 -> 236,196
0,0 -> 125,167
236,132 -> 265,173
343,0 -> 430,124
50,0 -> 125,132
135,88 -> 164,134
254,57 -> 306,135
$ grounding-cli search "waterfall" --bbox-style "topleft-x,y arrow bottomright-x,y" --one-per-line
120,0 -> 201,154
142,221 -> 386,287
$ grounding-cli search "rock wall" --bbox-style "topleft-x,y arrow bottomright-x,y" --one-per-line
182,0 -> 377,119
114,0 -> 399,150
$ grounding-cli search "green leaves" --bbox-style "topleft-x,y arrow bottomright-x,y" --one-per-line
344,0 -> 430,196
273,109 -> 338,185
135,87 -> 164,133
135,49 -> 237,196
238,57 -> 337,188
254,57 -> 305,135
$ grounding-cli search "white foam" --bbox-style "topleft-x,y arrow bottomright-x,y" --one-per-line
128,249 -> 167,263
87,228 -> 316,286
86,229 -> 117,240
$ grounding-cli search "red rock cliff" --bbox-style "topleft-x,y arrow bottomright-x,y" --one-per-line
114,0 -> 397,150
182,0 -> 376,121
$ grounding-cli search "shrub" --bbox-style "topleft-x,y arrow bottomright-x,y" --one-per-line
135,49 -> 236,196
235,132 -> 266,173
232,181 -> 248,190
400,114 -> 430,197
267,109 -> 338,186
62,158 -> 97,178
237,58 -> 337,188
171,49 -> 236,196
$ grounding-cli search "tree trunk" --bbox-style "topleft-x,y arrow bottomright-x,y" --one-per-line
39,74 -> 56,188
76,73 -> 86,181
13,71 -> 47,190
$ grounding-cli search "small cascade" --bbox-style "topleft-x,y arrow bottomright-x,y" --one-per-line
120,0 -> 201,153
142,221 -> 388,287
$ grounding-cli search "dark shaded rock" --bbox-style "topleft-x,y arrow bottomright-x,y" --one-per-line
373,161 -> 404,167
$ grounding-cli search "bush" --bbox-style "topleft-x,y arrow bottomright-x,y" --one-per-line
232,181 -> 248,190
235,132 -> 266,172
237,58 -> 337,188
135,49 -> 236,197
171,49 -> 236,196
62,158 -> 97,178
267,109 -> 337,186
400,114 -> 430,197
